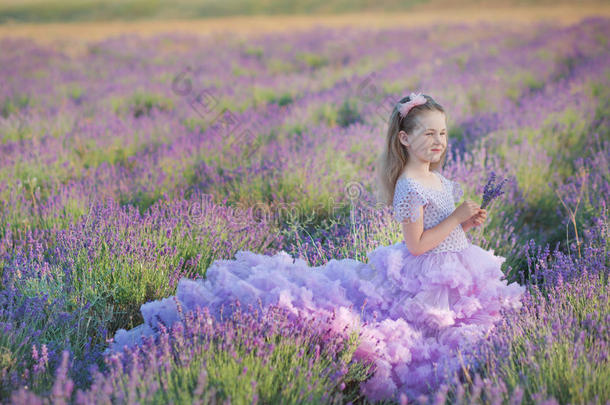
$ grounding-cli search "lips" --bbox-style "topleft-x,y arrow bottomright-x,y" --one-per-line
431,149 -> 442,152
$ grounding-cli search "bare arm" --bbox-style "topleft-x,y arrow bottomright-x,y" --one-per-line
460,220 -> 474,233
401,201 -> 480,256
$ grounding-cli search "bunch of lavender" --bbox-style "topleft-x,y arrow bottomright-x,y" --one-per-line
480,171 -> 508,210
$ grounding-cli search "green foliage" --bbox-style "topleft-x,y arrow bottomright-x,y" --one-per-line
102,323 -> 372,405
503,70 -> 546,103
252,87 -> 294,107
296,52 -> 329,70
243,45 -> 264,59
381,76 -> 421,96
1,93 -> 31,118
0,119 -> 33,144
67,84 -> 85,103
181,116 -> 210,134
313,103 -> 338,126
113,91 -> 175,118
266,58 -> 297,74
337,99 -> 362,128
466,88 -> 488,113
448,125 -> 466,145
588,77 -> 610,124
311,100 -> 362,128
0,289 -> 74,397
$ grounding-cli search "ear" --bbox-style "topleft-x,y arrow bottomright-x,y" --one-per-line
398,130 -> 409,147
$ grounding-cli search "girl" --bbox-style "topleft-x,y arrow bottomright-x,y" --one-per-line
111,92 -> 525,402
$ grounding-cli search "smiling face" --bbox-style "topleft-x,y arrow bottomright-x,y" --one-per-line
398,110 -> 447,164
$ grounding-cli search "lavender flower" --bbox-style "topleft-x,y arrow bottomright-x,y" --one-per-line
480,171 -> 508,210
0,16 -> 608,405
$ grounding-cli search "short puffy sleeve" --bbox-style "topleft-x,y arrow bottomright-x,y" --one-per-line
393,179 -> 427,223
450,179 -> 464,204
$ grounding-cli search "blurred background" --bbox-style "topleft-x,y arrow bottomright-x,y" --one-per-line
2,0 -> 608,58
0,0 -> 607,22
1,0 -> 608,42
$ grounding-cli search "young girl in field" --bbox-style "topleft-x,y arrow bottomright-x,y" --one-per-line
111,92 -> 525,402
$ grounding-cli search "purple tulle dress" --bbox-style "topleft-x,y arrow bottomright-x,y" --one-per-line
111,170 -> 526,402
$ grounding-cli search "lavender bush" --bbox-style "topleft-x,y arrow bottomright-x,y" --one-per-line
0,14 -> 608,404
10,301 -> 373,404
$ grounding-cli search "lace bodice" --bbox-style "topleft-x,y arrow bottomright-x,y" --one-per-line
393,171 -> 469,254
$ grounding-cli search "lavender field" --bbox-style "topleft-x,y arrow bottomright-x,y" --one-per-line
0,15 -> 609,404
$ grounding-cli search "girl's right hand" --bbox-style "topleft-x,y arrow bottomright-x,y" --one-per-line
452,200 -> 480,222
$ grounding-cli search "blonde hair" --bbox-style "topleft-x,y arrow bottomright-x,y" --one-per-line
374,94 -> 447,207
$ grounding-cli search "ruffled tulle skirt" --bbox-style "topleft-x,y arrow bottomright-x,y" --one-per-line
111,241 -> 525,402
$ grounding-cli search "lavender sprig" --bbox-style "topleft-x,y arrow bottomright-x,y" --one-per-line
480,171 -> 508,210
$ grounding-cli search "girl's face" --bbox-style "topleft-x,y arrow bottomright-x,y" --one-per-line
398,110 -> 447,164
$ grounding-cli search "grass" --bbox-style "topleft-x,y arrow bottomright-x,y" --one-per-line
0,12 -> 608,404
471,271 -> 609,404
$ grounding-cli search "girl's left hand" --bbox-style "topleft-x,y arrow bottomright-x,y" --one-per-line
471,208 -> 487,226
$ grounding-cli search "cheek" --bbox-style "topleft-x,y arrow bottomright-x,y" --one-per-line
422,137 -> 436,148
412,136 -> 431,146
411,138 -> 432,153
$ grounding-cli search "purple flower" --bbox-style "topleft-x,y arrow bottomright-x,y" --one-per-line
480,171 -> 508,210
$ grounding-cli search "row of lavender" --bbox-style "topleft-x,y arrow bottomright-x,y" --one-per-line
0,16 -> 608,403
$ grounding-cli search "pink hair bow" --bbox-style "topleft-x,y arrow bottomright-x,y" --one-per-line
396,92 -> 427,118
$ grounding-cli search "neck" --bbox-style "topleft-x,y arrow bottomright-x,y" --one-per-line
403,158 -> 432,177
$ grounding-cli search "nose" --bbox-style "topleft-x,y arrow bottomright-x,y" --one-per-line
432,133 -> 444,144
